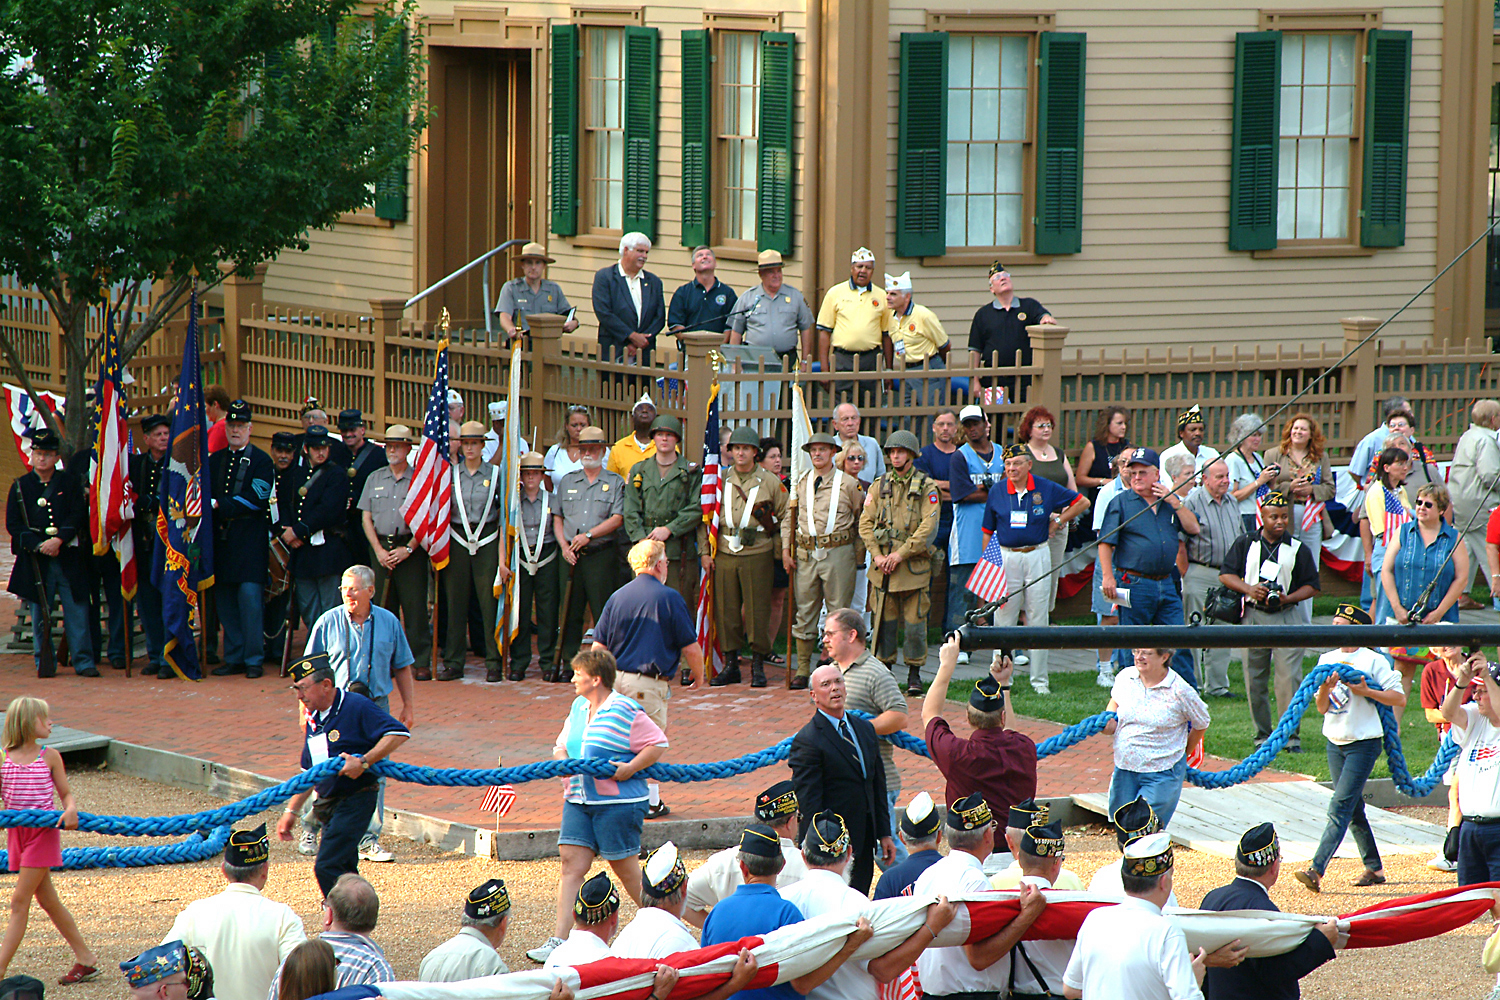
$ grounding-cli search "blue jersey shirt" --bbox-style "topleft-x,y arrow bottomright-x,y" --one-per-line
702,883 -> 804,1000
300,689 -> 410,798
1099,489 -> 1183,577
592,573 -> 697,678
981,474 -> 1080,547
872,848 -> 944,900
949,443 -> 1005,564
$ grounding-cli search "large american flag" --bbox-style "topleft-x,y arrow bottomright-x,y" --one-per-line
401,339 -> 454,570
965,533 -> 1009,604
90,308 -> 136,599
695,385 -> 722,657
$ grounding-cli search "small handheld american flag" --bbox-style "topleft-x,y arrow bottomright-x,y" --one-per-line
965,534 -> 1009,604
1382,485 -> 1410,533
480,784 -> 516,817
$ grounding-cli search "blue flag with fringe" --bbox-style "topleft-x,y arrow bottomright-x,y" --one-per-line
152,286 -> 215,680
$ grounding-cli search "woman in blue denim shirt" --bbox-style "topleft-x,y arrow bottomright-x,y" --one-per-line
1379,483 -> 1467,627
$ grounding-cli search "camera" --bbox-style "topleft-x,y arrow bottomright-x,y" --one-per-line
1259,579 -> 1285,612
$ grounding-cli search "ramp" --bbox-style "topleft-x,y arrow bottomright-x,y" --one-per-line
1073,781 -> 1444,863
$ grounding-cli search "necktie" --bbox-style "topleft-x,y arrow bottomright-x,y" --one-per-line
838,719 -> 864,774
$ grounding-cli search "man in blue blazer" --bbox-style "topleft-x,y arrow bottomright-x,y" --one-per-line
591,231 -> 665,366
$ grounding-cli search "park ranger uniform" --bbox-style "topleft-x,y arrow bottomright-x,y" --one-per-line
443,421 -> 503,682
708,426 -> 788,688
508,452 -> 559,682
623,415 -> 701,608
782,433 -> 865,685
858,431 -> 940,692
358,425 -> 431,680
496,275 -> 571,335
551,426 -> 625,678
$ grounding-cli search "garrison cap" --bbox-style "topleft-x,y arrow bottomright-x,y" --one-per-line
805,810 -> 851,858
1236,823 -> 1279,868
1258,490 -> 1290,508
224,823 -> 269,867
121,942 -> 187,987
755,780 -> 798,822
1007,799 -> 1049,830
185,946 -> 214,1000
1122,831 -> 1174,878
1020,819 -> 1065,859
287,650 -> 332,683
1177,404 -> 1205,430
1112,795 -> 1162,847
900,791 -> 942,839
969,675 -> 1005,714
739,823 -> 782,858
1002,443 -> 1031,461
573,871 -> 620,924
947,793 -> 992,831
642,842 -> 688,898
1333,603 -> 1372,626
465,878 -> 512,919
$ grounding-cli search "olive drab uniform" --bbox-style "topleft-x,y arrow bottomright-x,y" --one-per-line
624,455 -> 702,608
782,464 -> 864,680
858,467 -> 940,677
706,465 -> 787,668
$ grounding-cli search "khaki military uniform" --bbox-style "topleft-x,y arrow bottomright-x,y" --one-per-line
624,455 -> 702,607
707,466 -> 787,656
553,468 -> 625,667
359,466 -> 431,671
782,466 -> 864,677
858,468 -> 940,668
444,462 -> 503,678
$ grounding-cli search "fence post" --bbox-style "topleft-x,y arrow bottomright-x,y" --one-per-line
218,263 -> 267,398
1340,316 -> 1381,452
369,298 -> 405,432
1027,324 -> 1069,420
681,331 -> 727,455
527,313 -> 566,446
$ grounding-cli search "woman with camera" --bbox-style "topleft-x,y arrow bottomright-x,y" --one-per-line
1265,413 -> 1336,570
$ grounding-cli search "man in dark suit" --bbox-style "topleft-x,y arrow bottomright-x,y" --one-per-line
278,425 -> 352,627
1199,823 -> 1339,1000
591,232 -> 665,367
131,414 -> 172,675
209,401 -> 276,678
788,663 -> 895,893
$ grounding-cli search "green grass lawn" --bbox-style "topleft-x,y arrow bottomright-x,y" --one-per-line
945,658 -> 1443,783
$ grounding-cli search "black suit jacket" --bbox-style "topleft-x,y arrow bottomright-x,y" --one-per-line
1199,877 -> 1335,1000
592,265 -> 666,349
210,445 -> 275,585
789,710 -> 890,850
6,469 -> 89,603
277,461 -> 352,580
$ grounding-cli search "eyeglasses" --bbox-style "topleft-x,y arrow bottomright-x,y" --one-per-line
289,679 -> 320,694
1034,422 -> 1053,430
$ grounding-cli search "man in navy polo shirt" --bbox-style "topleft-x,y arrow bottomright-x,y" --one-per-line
1097,448 -> 1200,686
592,538 -> 705,820
276,652 -> 411,895
982,444 -> 1089,695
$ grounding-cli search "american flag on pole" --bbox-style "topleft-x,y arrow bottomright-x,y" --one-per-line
401,340 -> 454,570
479,783 -> 516,817
695,384 -> 722,660
90,308 -> 136,599
965,533 -> 1010,604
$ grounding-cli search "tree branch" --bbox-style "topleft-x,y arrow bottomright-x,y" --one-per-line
0,329 -> 64,445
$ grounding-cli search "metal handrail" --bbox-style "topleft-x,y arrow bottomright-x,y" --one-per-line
404,237 -> 527,336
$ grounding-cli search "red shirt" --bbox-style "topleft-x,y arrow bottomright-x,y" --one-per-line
207,418 -> 228,454
924,716 -> 1037,816
1420,658 -> 1475,734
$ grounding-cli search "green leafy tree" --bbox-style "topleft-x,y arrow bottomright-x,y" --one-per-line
0,0 -> 427,451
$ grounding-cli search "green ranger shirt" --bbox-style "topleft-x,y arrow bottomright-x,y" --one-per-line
623,455 -> 702,560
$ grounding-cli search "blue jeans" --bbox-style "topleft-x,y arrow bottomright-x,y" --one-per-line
1458,821 -> 1500,886
1110,572 -> 1197,688
31,560 -> 95,674
946,562 -> 977,634
887,790 -> 910,865
218,580 -> 266,668
1108,757 -> 1187,827
1312,737 -> 1383,875
296,575 -> 341,629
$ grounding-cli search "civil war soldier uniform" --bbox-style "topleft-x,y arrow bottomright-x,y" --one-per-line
338,409 -> 386,569
277,426 -> 353,628
782,433 -> 864,688
358,425 -> 431,681
551,426 -> 625,678
265,431 -> 301,668
858,430 -> 940,693
6,430 -> 97,676
508,452 -> 559,681
444,421 -> 503,682
708,427 -> 787,689
209,401 -> 275,678
131,414 -> 172,675
623,415 -> 701,608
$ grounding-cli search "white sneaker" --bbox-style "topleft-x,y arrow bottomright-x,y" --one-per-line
297,829 -> 318,856
1013,650 -> 1031,667
1096,662 -> 1115,688
358,837 -> 395,862
527,937 -> 566,964
1426,854 -> 1457,872
956,651 -> 970,666
1031,678 -> 1050,696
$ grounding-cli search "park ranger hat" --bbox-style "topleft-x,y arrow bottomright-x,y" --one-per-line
900,791 -> 942,839
1112,795 -> 1161,847
969,676 -> 1005,714
739,823 -> 783,858
141,414 -> 172,433
382,425 -> 415,444
578,425 -> 610,447
883,430 -> 921,458
728,426 -> 763,452
958,404 -> 986,425
303,425 -> 332,447
465,878 -> 512,919
1007,798 -> 1049,831
802,432 -> 839,454
517,242 -> 556,264
224,823 -> 269,867
1122,831 -> 1174,877
287,650 -> 332,683
227,400 -> 253,424
1021,819 -> 1065,859
947,793 -> 993,831
650,414 -> 684,440
459,420 -> 487,440
121,942 -> 188,988
519,451 -> 547,471
642,842 -> 688,898
1237,823 -> 1279,868
757,249 -> 785,271
1332,603 -> 1372,626
337,408 -> 364,430
806,810 -> 851,857
573,871 -> 620,924
755,780 -> 798,822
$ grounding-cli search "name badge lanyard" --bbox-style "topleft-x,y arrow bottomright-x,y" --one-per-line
1009,481 -> 1030,531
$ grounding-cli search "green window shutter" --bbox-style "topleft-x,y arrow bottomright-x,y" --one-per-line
622,26 -> 660,241
373,23 -> 409,222
1229,31 -> 1281,251
680,29 -> 712,248
550,23 -> 580,238
757,32 -> 796,254
895,32 -> 947,258
1035,32 -> 1086,255
1361,29 -> 1412,248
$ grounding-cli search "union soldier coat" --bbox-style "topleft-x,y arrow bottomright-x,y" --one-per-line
6,467 -> 89,603
210,444 -> 275,585
276,461 -> 352,579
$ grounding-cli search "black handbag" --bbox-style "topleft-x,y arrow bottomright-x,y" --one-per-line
1202,585 -> 1244,623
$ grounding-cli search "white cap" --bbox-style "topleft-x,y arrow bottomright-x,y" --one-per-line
488,400 -> 506,420
884,272 -> 912,292
958,404 -> 986,424
633,392 -> 655,412
851,247 -> 876,263
905,791 -> 935,824
1123,831 -> 1172,860
447,389 -> 463,407
644,841 -> 680,885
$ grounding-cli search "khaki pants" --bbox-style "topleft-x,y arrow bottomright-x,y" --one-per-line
1243,606 -> 1305,744
716,548 -> 774,655
792,545 -> 858,650
994,546 -> 1051,683
443,541 -> 501,671
1460,522 -> 1488,592
614,671 -> 670,731
874,587 -> 930,668
1181,562 -> 1232,695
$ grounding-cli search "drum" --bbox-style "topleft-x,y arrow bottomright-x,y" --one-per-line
267,537 -> 292,598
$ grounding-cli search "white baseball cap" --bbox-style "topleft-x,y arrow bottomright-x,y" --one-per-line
959,404 -> 986,424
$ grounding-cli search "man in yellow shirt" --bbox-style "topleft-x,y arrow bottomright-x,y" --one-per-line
817,247 -> 892,407
886,271 -> 950,414
607,394 -> 664,477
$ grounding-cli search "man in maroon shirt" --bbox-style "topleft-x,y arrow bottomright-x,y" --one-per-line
921,634 -> 1037,816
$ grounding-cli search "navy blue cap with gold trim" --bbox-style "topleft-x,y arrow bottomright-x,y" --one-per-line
270,431 -> 298,450
466,878 -> 511,919
1258,490 -> 1290,508
806,810 -> 851,857
755,780 -> 798,822
288,650 -> 331,683
1112,795 -> 1161,847
225,823 -> 269,867
1001,443 -> 1031,461
337,408 -> 365,430
227,399 -> 253,423
185,946 -> 214,1000
947,793 -> 992,831
739,822 -> 782,858
304,425 -> 332,446
1122,831 -> 1174,877
969,675 -> 1005,713
1007,798 -> 1048,830
27,429 -> 59,453
1333,603 -> 1372,626
1237,822 -> 1279,868
1021,819 -> 1065,858
642,842 -> 688,898
121,941 -> 188,987
573,871 -> 619,923
1177,404 -> 1203,430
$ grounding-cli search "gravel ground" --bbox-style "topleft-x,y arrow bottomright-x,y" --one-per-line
9,770 -> 1497,1000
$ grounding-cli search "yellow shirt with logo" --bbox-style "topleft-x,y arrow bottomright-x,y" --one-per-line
817,281 -> 890,352
607,434 -> 656,479
891,302 -> 949,363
